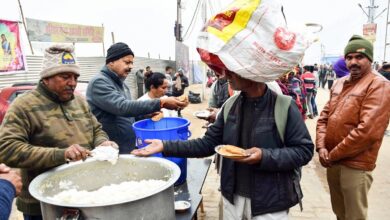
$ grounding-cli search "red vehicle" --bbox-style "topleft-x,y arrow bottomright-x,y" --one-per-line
0,82 -> 89,124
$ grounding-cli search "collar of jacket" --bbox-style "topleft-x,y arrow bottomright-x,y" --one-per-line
37,81 -> 75,121
101,65 -> 124,87
37,81 -> 74,104
344,69 -> 373,84
217,79 -> 228,85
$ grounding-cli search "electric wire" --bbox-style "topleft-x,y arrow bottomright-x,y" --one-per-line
182,0 -> 203,40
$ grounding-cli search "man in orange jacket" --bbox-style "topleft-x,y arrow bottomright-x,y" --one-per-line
316,35 -> 390,220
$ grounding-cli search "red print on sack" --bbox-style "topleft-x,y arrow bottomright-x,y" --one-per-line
207,8 -> 239,31
274,27 -> 296,51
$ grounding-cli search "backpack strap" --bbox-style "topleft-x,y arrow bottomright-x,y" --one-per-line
223,92 -> 240,123
274,94 -> 292,144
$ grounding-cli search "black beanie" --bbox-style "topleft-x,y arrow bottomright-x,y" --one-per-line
106,42 -> 134,64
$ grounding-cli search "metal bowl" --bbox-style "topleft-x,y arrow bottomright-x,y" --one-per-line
29,155 -> 180,220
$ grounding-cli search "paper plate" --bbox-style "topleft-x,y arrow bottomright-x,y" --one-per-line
214,145 -> 250,159
174,200 -> 191,212
193,110 -> 210,119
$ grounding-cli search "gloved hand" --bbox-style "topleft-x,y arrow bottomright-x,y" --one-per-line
99,141 -> 119,149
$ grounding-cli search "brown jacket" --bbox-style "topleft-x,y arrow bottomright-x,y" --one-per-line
316,71 -> 390,171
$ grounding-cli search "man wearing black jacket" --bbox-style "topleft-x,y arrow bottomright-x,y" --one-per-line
132,69 -> 314,219
172,69 -> 189,97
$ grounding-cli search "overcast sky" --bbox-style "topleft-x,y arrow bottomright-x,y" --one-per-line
1,0 -> 389,64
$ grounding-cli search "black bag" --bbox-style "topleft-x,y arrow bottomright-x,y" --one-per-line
188,91 -> 201,104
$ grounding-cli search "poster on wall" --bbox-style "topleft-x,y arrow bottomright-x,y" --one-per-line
26,18 -> 104,43
0,19 -> 26,73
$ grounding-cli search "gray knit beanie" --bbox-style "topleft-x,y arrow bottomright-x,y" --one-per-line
40,44 -> 80,79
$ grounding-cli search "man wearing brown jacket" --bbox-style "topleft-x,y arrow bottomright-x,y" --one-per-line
316,35 -> 390,220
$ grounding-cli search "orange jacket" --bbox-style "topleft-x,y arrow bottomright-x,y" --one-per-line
316,71 -> 390,171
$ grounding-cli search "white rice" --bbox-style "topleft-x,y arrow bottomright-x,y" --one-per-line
48,179 -> 167,204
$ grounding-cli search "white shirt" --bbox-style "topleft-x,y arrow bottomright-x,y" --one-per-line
138,93 -> 178,117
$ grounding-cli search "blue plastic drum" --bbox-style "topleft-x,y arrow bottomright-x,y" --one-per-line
132,117 -> 191,186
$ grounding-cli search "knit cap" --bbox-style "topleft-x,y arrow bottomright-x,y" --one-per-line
344,35 -> 373,62
40,44 -> 80,79
106,42 -> 134,64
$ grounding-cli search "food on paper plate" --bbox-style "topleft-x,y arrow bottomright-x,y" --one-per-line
219,145 -> 248,157
151,112 -> 164,122
178,95 -> 188,103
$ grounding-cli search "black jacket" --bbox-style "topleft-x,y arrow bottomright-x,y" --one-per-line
172,75 -> 189,96
209,79 -> 230,108
163,89 -> 314,216
86,66 -> 160,153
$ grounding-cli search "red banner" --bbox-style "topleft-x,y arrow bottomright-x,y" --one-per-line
0,19 -> 26,73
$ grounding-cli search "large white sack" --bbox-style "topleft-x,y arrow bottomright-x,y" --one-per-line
197,0 -> 315,82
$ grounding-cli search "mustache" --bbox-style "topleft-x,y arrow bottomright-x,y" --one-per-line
349,64 -> 360,69
64,86 -> 75,91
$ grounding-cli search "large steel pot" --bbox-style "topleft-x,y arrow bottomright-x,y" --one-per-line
29,155 -> 180,220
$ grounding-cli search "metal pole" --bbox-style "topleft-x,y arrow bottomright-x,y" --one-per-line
201,0 -> 207,101
17,0 -> 34,55
111,32 -> 115,44
101,24 -> 105,57
176,0 -> 182,42
384,0 -> 390,61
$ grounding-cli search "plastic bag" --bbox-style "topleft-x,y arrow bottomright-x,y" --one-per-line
197,0 -> 315,82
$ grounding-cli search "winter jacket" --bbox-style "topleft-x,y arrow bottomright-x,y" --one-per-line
0,82 -> 108,215
163,88 -> 314,216
316,71 -> 390,171
172,75 -> 189,96
209,79 -> 230,108
87,66 -> 161,153
301,72 -> 316,92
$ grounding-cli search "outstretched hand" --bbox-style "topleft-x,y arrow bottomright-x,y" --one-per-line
131,139 -> 164,156
206,108 -> 219,123
161,97 -> 188,110
233,147 -> 263,164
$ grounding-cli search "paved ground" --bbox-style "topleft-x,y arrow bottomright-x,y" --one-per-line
9,84 -> 390,220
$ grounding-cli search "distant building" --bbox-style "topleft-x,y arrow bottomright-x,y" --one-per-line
321,55 -> 342,65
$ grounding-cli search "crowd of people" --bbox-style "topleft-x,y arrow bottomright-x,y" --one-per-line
276,57 -> 352,120
135,65 -> 189,99
0,34 -> 389,220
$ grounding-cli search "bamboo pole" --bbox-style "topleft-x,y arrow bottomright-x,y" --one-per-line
102,24 -> 105,56
17,0 -> 34,55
